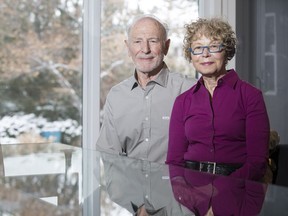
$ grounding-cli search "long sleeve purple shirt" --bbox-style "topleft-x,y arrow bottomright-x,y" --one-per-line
166,69 -> 270,181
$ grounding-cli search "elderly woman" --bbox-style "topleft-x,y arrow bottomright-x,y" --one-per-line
166,18 -> 270,181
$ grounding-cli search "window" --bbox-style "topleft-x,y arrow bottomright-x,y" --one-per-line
263,13 -> 277,95
0,0 -> 83,146
0,0 -> 199,147
100,0 -> 199,118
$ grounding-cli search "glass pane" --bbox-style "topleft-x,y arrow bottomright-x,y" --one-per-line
253,0 -> 288,144
0,0 -> 83,146
100,0 -> 199,112
264,55 -> 276,93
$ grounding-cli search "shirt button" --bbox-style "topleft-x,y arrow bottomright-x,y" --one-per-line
210,149 -> 214,152
145,138 -> 149,142
145,174 -> 149,178
145,117 -> 149,121
145,96 -> 149,99
145,195 -> 149,199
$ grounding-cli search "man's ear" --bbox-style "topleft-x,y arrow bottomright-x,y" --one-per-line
164,39 -> 171,56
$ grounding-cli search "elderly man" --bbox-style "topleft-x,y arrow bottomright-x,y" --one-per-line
96,15 -> 196,163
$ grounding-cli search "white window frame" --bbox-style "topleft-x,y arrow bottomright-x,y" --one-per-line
83,0 -> 100,150
82,0 -> 101,215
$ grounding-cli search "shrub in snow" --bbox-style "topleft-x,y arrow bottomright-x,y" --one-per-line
0,113 -> 82,145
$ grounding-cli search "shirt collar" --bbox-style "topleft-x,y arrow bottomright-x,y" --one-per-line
193,69 -> 238,93
129,62 -> 169,90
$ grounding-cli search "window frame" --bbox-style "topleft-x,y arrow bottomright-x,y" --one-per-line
82,0 -> 101,215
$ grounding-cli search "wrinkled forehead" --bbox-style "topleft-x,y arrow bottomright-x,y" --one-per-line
128,17 -> 167,40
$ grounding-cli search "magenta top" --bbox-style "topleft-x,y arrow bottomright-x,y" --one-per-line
166,69 -> 270,181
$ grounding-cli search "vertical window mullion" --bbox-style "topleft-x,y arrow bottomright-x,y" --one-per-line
82,0 -> 101,215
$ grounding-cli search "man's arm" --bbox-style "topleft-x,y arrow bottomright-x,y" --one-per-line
96,96 -> 122,154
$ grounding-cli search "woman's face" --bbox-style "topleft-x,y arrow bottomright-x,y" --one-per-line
190,35 -> 226,77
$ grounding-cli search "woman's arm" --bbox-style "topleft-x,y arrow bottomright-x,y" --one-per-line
230,89 -> 270,181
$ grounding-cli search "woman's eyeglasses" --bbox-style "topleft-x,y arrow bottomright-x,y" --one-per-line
188,44 -> 224,55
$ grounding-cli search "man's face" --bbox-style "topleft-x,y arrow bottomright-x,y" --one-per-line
125,18 -> 170,74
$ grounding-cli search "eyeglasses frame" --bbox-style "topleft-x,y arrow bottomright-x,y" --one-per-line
188,44 -> 224,55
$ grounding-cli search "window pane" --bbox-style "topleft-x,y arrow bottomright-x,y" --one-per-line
100,0 -> 199,112
0,0 -> 83,146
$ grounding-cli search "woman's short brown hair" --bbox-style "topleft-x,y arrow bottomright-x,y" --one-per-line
183,17 -> 237,63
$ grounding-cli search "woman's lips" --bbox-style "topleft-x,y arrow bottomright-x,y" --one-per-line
201,61 -> 213,66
